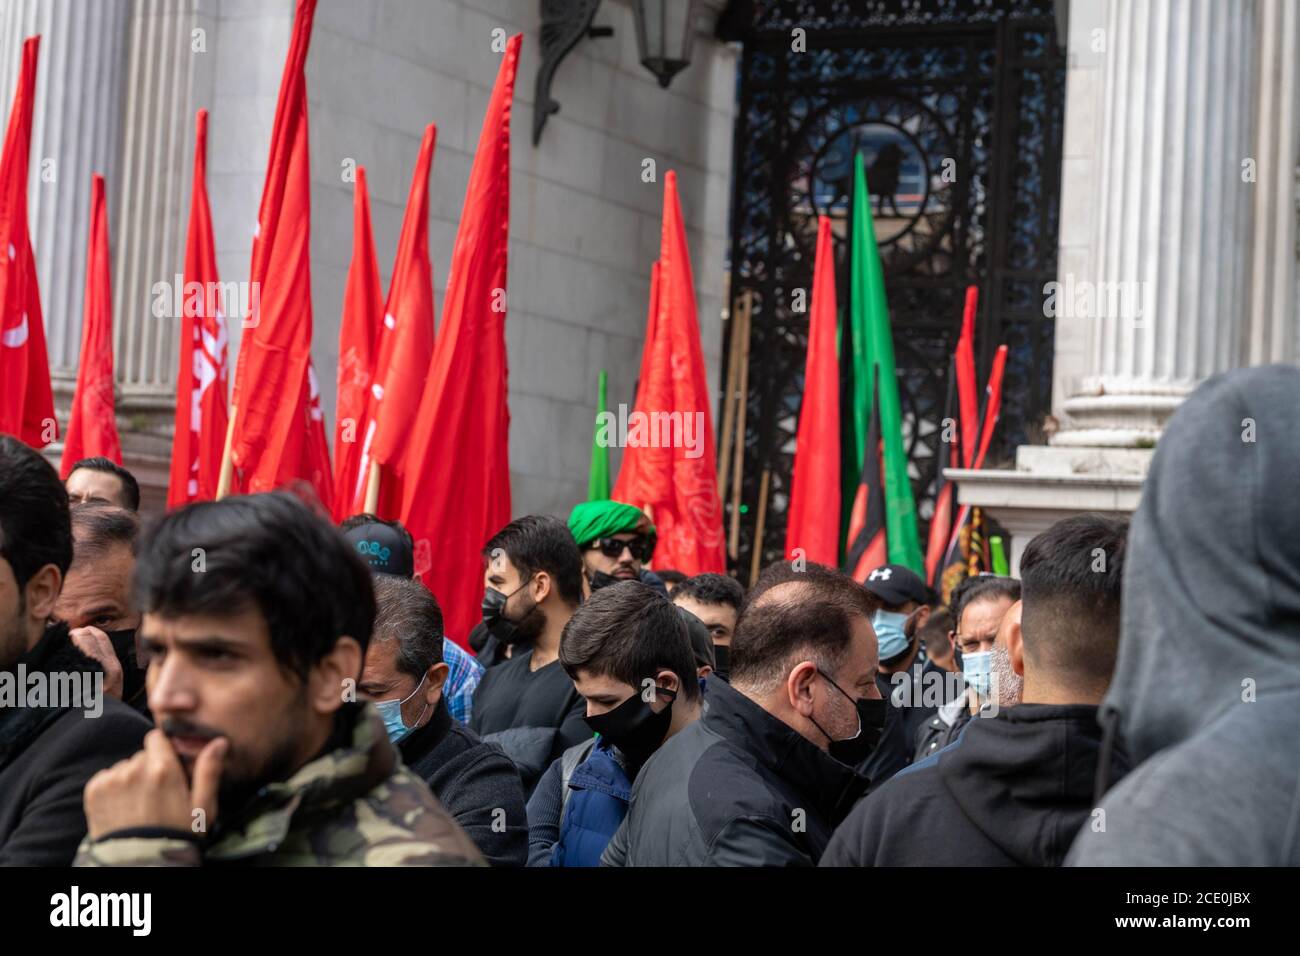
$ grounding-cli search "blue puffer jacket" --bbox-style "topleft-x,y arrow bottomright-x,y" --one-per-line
551,737 -> 633,868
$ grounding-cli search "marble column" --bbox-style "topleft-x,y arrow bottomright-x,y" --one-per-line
1055,0 -> 1259,447
0,0 -> 132,376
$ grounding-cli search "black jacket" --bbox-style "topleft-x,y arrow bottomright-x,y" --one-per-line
601,675 -> 870,866
0,624 -> 151,865
821,704 -> 1130,866
859,658 -> 960,787
400,702 -> 529,867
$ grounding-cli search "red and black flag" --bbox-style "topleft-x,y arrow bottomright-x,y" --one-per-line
844,370 -> 888,582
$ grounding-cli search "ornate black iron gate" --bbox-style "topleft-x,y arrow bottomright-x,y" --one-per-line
719,0 -> 1065,578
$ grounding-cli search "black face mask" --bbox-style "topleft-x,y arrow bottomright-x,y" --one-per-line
105,628 -> 146,705
588,570 -> 621,593
711,643 -> 730,682
481,580 -> 542,648
811,669 -> 887,766
584,684 -> 677,770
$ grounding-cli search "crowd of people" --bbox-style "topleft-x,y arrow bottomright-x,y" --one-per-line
1,365 -> 1296,867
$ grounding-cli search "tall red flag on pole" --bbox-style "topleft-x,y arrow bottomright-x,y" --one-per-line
169,109 -> 229,507
357,124 -> 438,518
61,173 -> 121,475
610,260 -> 660,507
302,359 -> 332,510
0,37 -> 55,448
227,0 -> 317,494
785,215 -> 840,565
955,285 -> 979,468
399,36 -> 521,647
331,166 -> 383,521
611,171 -> 725,575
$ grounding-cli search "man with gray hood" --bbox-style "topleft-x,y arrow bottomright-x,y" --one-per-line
1068,365 -> 1300,866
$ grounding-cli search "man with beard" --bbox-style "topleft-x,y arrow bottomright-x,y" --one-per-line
527,582 -> 703,866
55,503 -> 147,713
75,491 -> 483,866
567,500 -> 667,595
821,513 -> 1130,866
0,437 -> 150,865
470,515 -> 587,795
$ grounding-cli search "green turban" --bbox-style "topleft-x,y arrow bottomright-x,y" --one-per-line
567,500 -> 655,548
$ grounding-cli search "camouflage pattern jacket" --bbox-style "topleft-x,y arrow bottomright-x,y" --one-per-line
75,703 -> 486,866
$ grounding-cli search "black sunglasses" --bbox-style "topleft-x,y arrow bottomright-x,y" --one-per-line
588,535 -> 655,562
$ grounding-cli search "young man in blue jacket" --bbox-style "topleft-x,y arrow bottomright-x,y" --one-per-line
525,581 -> 702,866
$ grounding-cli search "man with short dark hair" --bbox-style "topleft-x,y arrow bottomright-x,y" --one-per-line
360,575 -> 527,867
602,563 -> 880,866
822,513 -> 1130,866
671,572 -> 744,681
918,607 -> 957,673
65,456 -> 140,511
340,513 -> 483,724
55,503 -> 147,710
0,436 -> 150,865
528,582 -> 703,866
76,492 -> 483,866
655,569 -> 687,594
471,515 -> 588,794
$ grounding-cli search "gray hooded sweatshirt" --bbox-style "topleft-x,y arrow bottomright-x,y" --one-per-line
1067,365 -> 1300,866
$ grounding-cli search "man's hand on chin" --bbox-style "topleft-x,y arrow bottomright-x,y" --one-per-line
84,728 -> 227,840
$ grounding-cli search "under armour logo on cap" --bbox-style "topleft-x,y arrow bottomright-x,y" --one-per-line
868,567 -> 893,582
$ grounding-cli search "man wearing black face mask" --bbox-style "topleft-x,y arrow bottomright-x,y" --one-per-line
601,562 -> 880,866
54,503 -> 148,716
470,516 -> 588,795
566,500 -> 668,596
525,582 -> 702,866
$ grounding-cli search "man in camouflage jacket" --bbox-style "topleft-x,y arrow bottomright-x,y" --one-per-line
76,703 -> 483,866
76,492 -> 485,867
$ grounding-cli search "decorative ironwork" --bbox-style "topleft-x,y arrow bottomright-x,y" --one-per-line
534,0 -> 613,146
722,0 -> 1065,578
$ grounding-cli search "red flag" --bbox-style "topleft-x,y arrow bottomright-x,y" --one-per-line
785,215 -> 840,565
330,166 -> 382,521
61,174 -> 121,476
844,371 -> 888,582
941,344 -> 1008,570
0,36 -> 54,448
229,0 -> 317,494
168,109 -> 230,507
955,285 -> 979,468
611,171 -> 725,575
400,36 -> 521,647
302,358 -> 332,510
358,124 -> 438,517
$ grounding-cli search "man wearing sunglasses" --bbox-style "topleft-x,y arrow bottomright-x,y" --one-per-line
566,500 -> 667,596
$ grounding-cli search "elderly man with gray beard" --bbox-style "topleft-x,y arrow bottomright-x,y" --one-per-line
821,513 -> 1132,867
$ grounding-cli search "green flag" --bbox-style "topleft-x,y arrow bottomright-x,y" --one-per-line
846,152 -> 924,573
588,369 -> 611,500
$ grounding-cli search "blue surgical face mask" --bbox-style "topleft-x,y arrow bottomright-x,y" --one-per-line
961,650 -> 992,699
872,609 -> 911,662
375,673 -> 429,744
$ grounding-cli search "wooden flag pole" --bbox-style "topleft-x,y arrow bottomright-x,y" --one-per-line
727,291 -> 753,560
216,411 -> 237,499
717,275 -> 739,495
748,466 -> 771,587
363,461 -> 381,513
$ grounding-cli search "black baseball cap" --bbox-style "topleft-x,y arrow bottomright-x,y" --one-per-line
862,563 -> 934,607
341,520 -> 414,578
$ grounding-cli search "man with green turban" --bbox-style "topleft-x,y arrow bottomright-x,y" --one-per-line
567,500 -> 668,596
